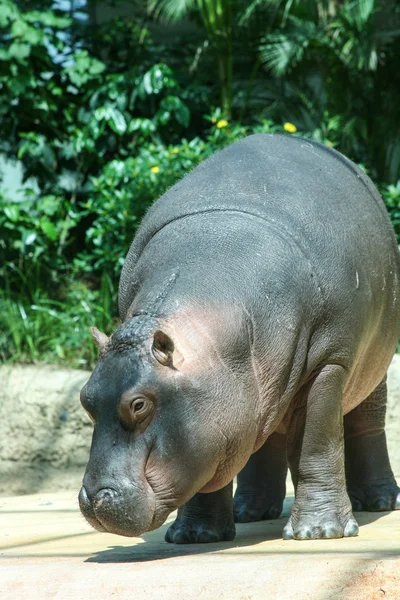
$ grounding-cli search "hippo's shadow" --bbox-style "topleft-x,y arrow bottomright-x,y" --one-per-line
85,519 -> 285,564
85,495 -> 394,564
85,496 -> 296,564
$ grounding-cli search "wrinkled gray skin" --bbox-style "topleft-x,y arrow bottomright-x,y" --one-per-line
79,134 -> 400,543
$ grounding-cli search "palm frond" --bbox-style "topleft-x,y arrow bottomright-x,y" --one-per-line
260,17 -> 317,76
239,0 -> 268,25
147,0 -> 196,22
355,0 -> 375,26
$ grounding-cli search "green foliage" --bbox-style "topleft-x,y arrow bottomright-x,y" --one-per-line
0,111 -> 283,367
381,181 -> 400,243
258,0 -> 400,182
0,1 -> 199,366
0,279 -> 115,367
64,51 -> 106,87
148,0 -> 250,117
0,0 -> 399,367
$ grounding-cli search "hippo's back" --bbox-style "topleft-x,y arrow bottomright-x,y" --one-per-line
120,134 -> 399,315
136,134 -> 390,236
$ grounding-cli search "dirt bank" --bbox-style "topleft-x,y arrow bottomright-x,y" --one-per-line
0,365 -> 91,495
1,356 -> 399,496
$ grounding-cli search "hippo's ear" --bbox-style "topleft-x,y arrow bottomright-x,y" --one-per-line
152,330 -> 174,366
90,327 -> 109,354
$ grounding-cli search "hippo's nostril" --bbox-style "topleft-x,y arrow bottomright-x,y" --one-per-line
94,488 -> 118,509
78,485 -> 108,533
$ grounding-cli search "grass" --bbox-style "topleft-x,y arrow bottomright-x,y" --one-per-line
0,275 -> 118,369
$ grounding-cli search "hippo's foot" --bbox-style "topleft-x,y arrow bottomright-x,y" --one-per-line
165,514 -> 235,544
283,509 -> 359,540
345,379 -> 399,512
348,482 -> 400,512
165,483 -> 235,544
233,487 -> 284,523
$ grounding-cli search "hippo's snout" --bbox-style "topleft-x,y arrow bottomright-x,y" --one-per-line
78,481 -> 158,537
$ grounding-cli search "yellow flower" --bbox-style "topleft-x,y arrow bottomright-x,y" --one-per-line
216,119 -> 228,129
326,141 -> 334,148
283,122 -> 297,133
150,166 -> 160,173
170,148 -> 180,155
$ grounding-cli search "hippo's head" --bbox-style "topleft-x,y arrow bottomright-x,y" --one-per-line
79,313 -> 258,537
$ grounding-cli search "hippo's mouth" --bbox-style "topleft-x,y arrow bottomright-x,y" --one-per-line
78,456 -> 179,538
78,482 -> 170,537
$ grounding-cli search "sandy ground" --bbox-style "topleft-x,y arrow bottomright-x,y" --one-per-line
0,481 -> 399,599
0,357 -> 399,599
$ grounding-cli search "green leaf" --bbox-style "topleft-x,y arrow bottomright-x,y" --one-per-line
355,0 -> 375,25
141,64 -> 176,96
37,101 -> 49,112
4,205 -> 20,222
148,0 -> 195,22
0,0 -> 19,27
8,42 -> 31,62
11,19 -> 28,37
94,106 -> 127,135
55,344 -> 65,359
11,20 -> 43,44
107,107 -> 127,135
25,232 -> 37,246
158,96 -> 190,127
40,220 -> 58,241
38,195 -> 59,216
260,17 -> 316,76
64,51 -> 105,88
25,11 -> 72,29
128,118 -> 156,134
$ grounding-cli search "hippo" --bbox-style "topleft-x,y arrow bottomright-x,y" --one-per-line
79,134 -> 400,543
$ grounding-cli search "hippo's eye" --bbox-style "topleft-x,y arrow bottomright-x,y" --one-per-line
130,397 -> 153,424
131,399 -> 145,413
119,394 -> 153,428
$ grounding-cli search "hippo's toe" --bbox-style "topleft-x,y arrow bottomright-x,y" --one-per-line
283,512 -> 359,540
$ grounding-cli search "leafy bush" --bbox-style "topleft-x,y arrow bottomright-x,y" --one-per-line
0,115 -> 285,367
256,0 -> 400,183
382,181 -> 400,243
0,0 -> 399,367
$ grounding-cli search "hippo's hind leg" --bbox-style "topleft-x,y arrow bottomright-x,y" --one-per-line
233,432 -> 287,522
345,377 -> 400,511
165,481 -> 235,544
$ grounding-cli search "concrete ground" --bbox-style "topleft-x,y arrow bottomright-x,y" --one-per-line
1,356 -> 400,599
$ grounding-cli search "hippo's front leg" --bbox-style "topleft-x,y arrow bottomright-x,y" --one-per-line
165,481 -> 235,544
285,365 -> 359,540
